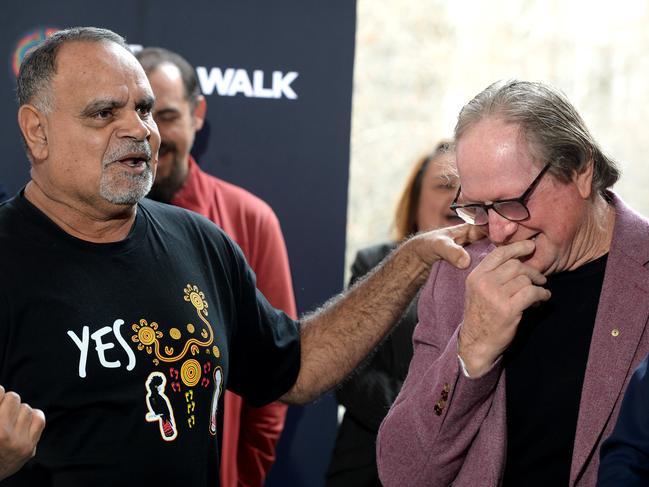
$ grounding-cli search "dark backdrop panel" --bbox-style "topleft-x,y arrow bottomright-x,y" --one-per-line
0,2 -> 355,486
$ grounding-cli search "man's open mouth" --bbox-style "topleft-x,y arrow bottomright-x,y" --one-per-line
114,153 -> 149,168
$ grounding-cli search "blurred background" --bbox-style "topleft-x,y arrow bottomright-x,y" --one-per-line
347,0 -> 649,276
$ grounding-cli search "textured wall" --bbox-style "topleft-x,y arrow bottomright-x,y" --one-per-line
346,0 -> 649,276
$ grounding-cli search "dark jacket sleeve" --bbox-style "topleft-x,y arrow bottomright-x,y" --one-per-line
335,242 -> 418,432
598,354 -> 649,486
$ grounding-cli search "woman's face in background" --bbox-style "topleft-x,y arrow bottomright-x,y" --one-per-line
416,152 -> 462,232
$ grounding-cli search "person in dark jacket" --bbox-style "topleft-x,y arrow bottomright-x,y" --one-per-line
326,140 -> 461,486
597,353 -> 649,486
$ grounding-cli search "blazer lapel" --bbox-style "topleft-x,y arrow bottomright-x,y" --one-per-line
570,195 -> 649,486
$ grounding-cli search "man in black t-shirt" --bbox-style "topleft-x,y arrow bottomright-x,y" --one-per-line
0,27 -> 480,485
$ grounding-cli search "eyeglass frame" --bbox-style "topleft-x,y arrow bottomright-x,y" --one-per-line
449,162 -> 552,225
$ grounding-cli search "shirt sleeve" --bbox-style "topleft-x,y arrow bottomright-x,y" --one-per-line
236,399 -> 288,485
226,243 -> 301,407
228,206 -> 294,486
246,208 -> 297,320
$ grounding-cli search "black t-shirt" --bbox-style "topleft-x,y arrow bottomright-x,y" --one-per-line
0,193 -> 301,487
502,254 -> 607,487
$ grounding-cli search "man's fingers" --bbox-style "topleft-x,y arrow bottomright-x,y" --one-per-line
14,403 -> 33,435
0,392 -> 22,428
436,236 -> 471,269
501,274 -> 533,297
511,285 -> 552,311
447,223 -> 487,246
482,240 -> 537,271
522,265 -> 547,286
415,223 -> 487,269
500,260 -> 547,286
28,409 -> 46,444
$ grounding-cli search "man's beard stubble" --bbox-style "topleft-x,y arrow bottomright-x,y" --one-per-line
146,140 -> 186,204
99,140 -> 153,205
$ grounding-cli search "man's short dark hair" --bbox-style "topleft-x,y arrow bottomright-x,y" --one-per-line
135,47 -> 201,109
16,26 -> 129,113
455,79 -> 620,196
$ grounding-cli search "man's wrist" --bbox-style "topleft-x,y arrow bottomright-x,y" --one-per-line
457,353 -> 473,378
457,326 -> 497,378
390,237 -> 433,287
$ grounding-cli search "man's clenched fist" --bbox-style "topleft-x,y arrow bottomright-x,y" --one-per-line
0,385 -> 46,481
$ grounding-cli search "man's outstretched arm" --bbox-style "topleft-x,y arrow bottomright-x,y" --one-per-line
281,224 -> 483,404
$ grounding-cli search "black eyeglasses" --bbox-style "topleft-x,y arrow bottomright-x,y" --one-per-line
450,162 -> 551,226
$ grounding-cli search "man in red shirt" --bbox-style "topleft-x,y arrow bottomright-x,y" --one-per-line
136,47 -> 295,487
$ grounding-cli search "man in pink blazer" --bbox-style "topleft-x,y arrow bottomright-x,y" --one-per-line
377,80 -> 649,487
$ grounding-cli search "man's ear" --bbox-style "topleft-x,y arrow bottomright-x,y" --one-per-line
192,95 -> 207,132
18,104 -> 48,161
573,158 -> 595,199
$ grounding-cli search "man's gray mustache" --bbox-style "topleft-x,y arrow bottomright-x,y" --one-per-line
103,141 -> 153,168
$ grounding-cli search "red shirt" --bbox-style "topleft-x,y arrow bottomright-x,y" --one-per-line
172,157 -> 297,487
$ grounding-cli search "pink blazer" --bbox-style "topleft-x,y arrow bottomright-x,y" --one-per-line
377,193 -> 649,487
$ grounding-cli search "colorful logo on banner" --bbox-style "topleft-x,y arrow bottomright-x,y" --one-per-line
11,27 -> 60,77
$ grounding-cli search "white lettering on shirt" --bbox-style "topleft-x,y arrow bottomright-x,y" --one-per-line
113,319 -> 136,372
67,326 -> 90,378
67,319 -> 137,378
